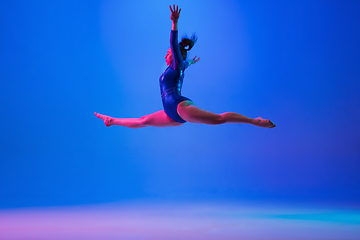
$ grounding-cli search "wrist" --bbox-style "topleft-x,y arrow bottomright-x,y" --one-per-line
171,21 -> 178,31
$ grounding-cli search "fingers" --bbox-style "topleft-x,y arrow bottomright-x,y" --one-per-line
169,4 -> 181,13
193,56 -> 200,62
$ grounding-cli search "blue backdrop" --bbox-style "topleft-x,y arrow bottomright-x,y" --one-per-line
1,0 -> 359,208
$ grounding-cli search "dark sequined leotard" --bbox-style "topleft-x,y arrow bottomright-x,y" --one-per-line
159,30 -> 193,123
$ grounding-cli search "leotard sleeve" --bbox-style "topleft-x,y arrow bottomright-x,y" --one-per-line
170,30 -> 188,70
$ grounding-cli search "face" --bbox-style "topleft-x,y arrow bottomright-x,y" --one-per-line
165,48 -> 173,65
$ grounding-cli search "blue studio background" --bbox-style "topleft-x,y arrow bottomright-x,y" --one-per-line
1,0 -> 359,208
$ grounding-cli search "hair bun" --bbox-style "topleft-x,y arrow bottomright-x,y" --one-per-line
178,33 -> 198,60
180,33 -> 197,51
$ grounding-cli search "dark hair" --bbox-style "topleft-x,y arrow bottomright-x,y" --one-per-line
179,33 -> 197,60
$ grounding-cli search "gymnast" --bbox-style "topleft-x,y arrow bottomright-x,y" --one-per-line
95,5 -> 276,129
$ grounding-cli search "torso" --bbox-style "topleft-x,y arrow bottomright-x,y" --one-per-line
159,66 -> 191,123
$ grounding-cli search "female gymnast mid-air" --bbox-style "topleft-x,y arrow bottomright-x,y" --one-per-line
95,5 -> 276,129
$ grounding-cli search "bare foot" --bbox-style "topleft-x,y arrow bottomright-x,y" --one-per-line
94,112 -> 113,127
255,117 -> 276,128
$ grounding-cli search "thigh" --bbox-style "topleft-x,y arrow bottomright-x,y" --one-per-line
177,101 -> 221,124
144,110 -> 184,127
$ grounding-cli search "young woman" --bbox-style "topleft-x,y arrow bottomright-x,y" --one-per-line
95,5 -> 276,129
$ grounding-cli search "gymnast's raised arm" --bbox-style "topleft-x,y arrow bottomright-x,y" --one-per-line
169,5 -> 184,69
170,4 -> 180,31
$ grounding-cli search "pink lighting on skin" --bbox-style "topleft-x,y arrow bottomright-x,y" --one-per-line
165,48 -> 173,66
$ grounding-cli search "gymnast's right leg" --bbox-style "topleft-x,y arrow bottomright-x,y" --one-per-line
177,101 -> 276,128
94,111 -> 183,128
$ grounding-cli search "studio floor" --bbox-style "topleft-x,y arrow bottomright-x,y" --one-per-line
0,201 -> 359,240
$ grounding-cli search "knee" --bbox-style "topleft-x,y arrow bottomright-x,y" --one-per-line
212,114 -> 226,125
139,115 -> 149,125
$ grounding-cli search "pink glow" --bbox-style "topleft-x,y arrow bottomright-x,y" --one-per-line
0,202 -> 359,240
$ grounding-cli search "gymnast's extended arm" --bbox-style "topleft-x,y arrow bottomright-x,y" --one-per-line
169,5 -> 200,68
169,5 -> 183,69
170,4 -> 180,31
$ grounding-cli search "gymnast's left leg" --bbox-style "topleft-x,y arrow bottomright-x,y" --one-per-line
95,110 -> 183,128
177,101 -> 276,128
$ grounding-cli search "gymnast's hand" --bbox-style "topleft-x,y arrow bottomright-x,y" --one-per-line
169,4 -> 181,22
188,56 -> 200,66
